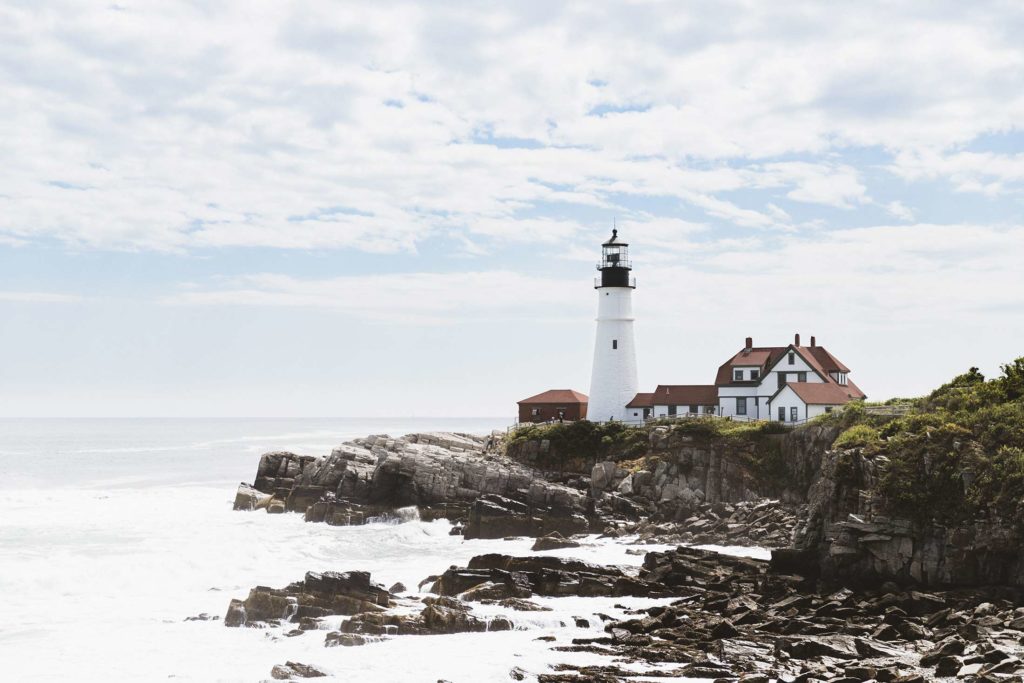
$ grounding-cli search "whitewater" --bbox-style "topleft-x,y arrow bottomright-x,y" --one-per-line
0,418 -> 766,682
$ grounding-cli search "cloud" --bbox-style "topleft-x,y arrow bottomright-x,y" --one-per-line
884,200 -> 915,222
1,2 -> 1022,253
164,223 -> 1024,332
890,149 -> 1024,196
754,163 -> 868,209
0,291 -> 83,303
163,270 -> 592,324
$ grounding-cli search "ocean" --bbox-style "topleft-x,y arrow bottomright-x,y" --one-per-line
0,418 -> 758,682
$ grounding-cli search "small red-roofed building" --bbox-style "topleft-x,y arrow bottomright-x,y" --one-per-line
517,389 -> 588,423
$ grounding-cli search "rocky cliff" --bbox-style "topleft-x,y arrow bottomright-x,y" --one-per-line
786,445 -> 1024,588
584,421 -> 839,518
234,432 -> 592,539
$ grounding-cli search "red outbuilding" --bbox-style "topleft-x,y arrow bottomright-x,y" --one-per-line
517,389 -> 588,423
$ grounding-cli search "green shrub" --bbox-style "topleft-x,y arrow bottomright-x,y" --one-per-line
967,446 -> 1024,522
506,420 -> 648,471
834,424 -> 881,449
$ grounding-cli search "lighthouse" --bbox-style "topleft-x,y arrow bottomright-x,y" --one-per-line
587,229 -> 639,423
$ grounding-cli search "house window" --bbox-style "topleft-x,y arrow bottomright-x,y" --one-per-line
734,369 -> 743,381
778,407 -> 786,421
689,404 -> 697,414
736,398 -> 747,415
788,352 -> 795,365
825,406 -> 834,413
706,406 -> 716,415
797,372 -> 807,382
790,407 -> 798,422
839,373 -> 847,385
531,408 -> 540,417
751,370 -> 760,380
668,405 -> 677,416
612,339 -> 618,350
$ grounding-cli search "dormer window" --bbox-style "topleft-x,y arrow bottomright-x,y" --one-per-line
751,370 -> 760,380
788,352 -> 795,365
797,372 -> 807,382
734,369 -> 743,381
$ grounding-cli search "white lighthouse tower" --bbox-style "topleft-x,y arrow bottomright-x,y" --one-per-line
587,229 -> 639,423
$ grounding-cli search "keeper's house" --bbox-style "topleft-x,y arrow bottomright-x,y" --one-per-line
627,334 -> 864,425
517,389 -> 588,423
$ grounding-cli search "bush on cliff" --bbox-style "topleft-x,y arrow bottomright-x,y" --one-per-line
967,446 -> 1024,524
506,420 -> 648,471
833,424 -> 882,450
857,357 -> 1024,526
507,416 -> 791,473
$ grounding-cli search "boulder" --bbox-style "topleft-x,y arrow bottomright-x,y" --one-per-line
531,533 -> 582,552
232,483 -> 271,511
224,571 -> 390,628
270,662 -> 327,679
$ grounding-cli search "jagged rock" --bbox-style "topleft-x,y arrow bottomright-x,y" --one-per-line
233,483 -> 271,511
498,598 -> 552,612
934,655 -> 962,676
224,570 -> 389,627
243,433 -> 593,539
339,596 -> 513,637
389,582 -> 406,594
270,661 -> 327,679
531,532 -> 582,552
324,632 -> 366,647
224,600 -> 246,627
184,612 -> 218,622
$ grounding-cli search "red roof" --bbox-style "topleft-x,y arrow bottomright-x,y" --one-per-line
652,385 -> 718,406
518,389 -> 588,405
715,347 -> 787,386
807,346 -> 850,374
784,382 -> 862,405
626,392 -> 655,408
713,340 -> 865,403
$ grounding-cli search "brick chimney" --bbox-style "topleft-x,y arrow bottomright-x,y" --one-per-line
810,336 -> 816,347
794,333 -> 801,346
745,336 -> 753,349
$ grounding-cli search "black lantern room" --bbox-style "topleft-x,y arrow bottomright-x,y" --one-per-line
596,229 -> 635,288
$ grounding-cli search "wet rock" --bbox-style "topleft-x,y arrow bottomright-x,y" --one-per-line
224,599 -> 246,627
920,637 -> 965,666
184,612 -> 219,622
339,596 -> 513,637
270,661 -> 327,679
233,483 -> 271,511
244,433 -> 595,540
389,582 -> 406,594
531,532 -> 582,552
934,655 -> 962,676
498,598 -> 552,612
224,570 -> 390,627
324,632 -> 366,647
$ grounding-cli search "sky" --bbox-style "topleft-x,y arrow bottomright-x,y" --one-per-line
1,1 -> 1023,418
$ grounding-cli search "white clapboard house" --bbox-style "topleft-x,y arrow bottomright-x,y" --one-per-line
626,334 -> 864,424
